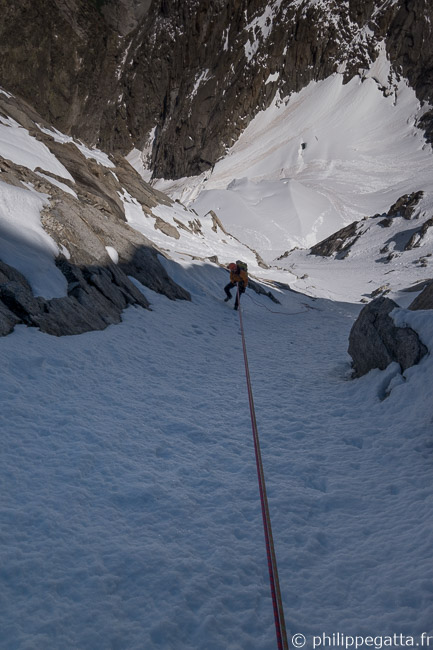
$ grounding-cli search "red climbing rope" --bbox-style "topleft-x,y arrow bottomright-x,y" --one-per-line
237,287 -> 289,650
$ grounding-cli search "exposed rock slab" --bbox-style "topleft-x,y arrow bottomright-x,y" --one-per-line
387,191 -> 424,220
310,221 -> 361,258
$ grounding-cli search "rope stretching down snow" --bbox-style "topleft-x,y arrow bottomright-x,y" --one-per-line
237,287 -> 289,650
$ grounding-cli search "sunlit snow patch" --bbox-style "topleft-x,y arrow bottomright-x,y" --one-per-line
126,147 -> 153,183
105,246 -> 119,264
192,176 -> 334,256
0,87 -> 12,98
0,116 -> 74,181
35,172 -> 78,199
38,125 -> 115,168
126,126 -> 157,182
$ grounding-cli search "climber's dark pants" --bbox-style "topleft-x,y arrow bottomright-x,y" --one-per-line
224,282 -> 245,307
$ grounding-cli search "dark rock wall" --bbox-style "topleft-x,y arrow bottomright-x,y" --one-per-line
409,281 -> 433,310
1,0 -> 433,179
386,0 -> 433,104
0,0 -> 130,150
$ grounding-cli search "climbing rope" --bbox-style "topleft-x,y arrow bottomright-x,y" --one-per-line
237,286 -> 289,650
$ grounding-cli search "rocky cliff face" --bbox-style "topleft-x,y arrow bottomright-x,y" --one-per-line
0,0 -> 130,151
1,0 -> 432,180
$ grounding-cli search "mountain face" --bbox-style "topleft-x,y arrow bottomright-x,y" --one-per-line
1,0 -> 432,180
2,6 -> 433,643
1,0 -> 433,340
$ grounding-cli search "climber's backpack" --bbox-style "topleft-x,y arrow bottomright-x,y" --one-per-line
236,260 -> 248,272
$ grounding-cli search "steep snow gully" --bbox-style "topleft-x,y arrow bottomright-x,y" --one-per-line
1,260 -> 432,649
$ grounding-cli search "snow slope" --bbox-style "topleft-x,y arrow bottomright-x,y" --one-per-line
1,262 -> 433,649
153,48 -> 433,263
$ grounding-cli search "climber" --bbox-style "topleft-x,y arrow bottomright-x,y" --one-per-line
224,261 -> 248,310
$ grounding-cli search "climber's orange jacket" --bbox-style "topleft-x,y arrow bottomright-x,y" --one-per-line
230,267 -> 248,287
